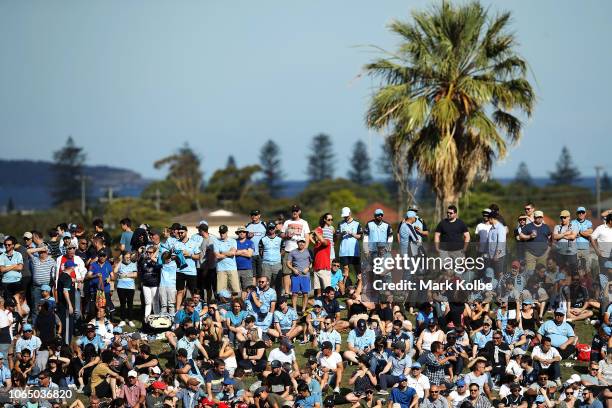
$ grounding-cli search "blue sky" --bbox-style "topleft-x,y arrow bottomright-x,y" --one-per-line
1,0 -> 610,181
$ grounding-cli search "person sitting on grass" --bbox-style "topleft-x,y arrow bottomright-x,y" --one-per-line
343,319 -> 376,364
295,382 -> 322,408
175,348 -> 204,385
315,317 -> 342,352
268,296 -> 302,341
266,338 -> 300,377
90,349 -> 124,400
317,341 -> 344,394
345,354 -> 378,404
238,327 -> 267,373
304,300 -> 327,345
388,374 -> 418,408
263,360 -> 295,402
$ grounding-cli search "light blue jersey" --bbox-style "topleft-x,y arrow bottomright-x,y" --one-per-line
213,238 -> 238,271
337,219 -> 362,257
174,239 -> 201,276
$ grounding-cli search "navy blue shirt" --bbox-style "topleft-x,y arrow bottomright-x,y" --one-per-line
522,222 -> 551,256
236,239 -> 255,270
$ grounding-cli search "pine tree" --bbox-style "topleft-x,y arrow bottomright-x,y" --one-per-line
259,140 -> 284,197
549,146 -> 581,186
348,140 -> 372,185
226,155 -> 237,169
306,133 -> 334,182
602,171 -> 612,192
154,143 -> 204,211
51,136 -> 86,205
514,162 -> 534,186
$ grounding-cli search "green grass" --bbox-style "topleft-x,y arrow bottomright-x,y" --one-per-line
75,305 -> 596,406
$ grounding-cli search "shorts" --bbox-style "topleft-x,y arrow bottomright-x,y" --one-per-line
339,256 -> 360,266
176,272 -> 198,292
261,263 -> 281,280
313,269 -> 331,290
238,269 -> 254,290
95,380 -> 112,398
291,275 -> 311,294
282,253 -> 293,276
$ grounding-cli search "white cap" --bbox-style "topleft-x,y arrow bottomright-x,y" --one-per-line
566,374 -> 581,384
128,370 -> 138,378
341,207 -> 351,217
151,366 -> 161,374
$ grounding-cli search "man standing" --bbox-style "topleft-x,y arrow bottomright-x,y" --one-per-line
213,225 -> 240,295
337,207 -> 362,283
287,238 -> 312,310
119,218 -> 134,252
195,222 -> 216,302
520,211 -> 552,273
246,210 -> 267,279
174,225 -> 201,310
591,213 -> 612,273
398,211 -> 422,258
260,222 -> 283,292
281,205 -> 310,296
55,242 -> 87,320
487,211 -> 507,276
364,208 -> 393,255
27,244 -> 55,323
434,205 -> 470,263
571,207 -> 593,272
475,209 -> 492,258
57,260 -> 76,345
0,236 -> 23,297
235,227 -> 255,293
553,210 -> 578,272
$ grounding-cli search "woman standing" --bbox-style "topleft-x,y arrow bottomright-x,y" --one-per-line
137,246 -> 161,322
114,252 -> 137,328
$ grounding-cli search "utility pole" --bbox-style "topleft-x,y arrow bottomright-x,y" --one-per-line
596,165 -> 603,217
107,187 -> 113,204
80,175 -> 87,215
155,188 -> 161,212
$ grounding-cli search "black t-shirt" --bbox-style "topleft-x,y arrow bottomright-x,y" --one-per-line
57,272 -> 75,308
435,219 -> 468,251
134,354 -> 158,374
318,297 -> 340,317
245,340 -> 266,359
265,371 -> 292,394
502,394 -> 525,407
481,340 -> 511,365
591,335 -> 606,362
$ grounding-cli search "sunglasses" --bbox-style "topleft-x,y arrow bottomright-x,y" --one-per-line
430,391 -> 439,394
470,389 -> 479,392
577,211 -> 586,214
325,218 -> 333,221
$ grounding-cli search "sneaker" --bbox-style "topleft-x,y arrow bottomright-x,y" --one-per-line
338,304 -> 346,310
300,339 -> 309,345
334,386 -> 340,394
377,390 -> 389,395
128,321 -> 136,328
76,386 -> 84,394
118,321 -> 126,327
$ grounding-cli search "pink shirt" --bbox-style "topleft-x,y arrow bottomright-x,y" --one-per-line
119,381 -> 146,407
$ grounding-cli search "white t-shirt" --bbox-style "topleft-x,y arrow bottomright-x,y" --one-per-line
267,348 -> 296,365
407,374 -> 430,399
281,219 -> 310,252
592,224 -> 612,257
505,359 -> 524,378
318,352 -> 342,370
448,390 -> 468,408
531,345 -> 561,369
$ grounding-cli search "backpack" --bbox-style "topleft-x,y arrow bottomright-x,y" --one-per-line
577,343 -> 591,362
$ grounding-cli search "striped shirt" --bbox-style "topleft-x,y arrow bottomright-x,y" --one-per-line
31,257 -> 56,286
322,226 -> 335,260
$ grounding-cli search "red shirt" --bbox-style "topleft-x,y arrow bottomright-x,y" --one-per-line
313,228 -> 331,270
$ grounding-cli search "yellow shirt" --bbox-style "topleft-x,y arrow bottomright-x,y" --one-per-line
91,363 -> 114,390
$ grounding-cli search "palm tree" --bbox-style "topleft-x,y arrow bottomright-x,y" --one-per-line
365,1 -> 535,220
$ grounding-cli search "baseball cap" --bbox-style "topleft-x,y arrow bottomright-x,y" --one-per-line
236,227 -> 247,233
566,374 -> 581,384
219,225 -> 228,234
534,210 -> 544,218
408,204 -> 419,211
510,383 -> 521,390
512,348 -> 526,356
127,370 -> 138,378
152,381 -> 167,390
64,260 -> 76,268
69,223 -> 78,232
482,208 -> 492,215
456,378 -> 466,387
411,362 -> 422,369
280,339 -> 294,350
603,325 -> 612,336
291,204 -> 301,212
482,316 -> 492,325
270,360 -> 282,368
398,374 -> 407,382
62,232 -> 72,239
23,232 -> 33,239
374,208 -> 384,216
169,223 -> 181,230
250,209 -> 260,216
406,210 -> 417,218
86,324 -> 96,332
223,378 -> 236,385
97,250 -> 108,257
23,324 -> 32,332
113,326 -> 123,334
576,206 -> 586,213
254,386 -> 267,397
41,284 -> 51,292
313,300 -> 323,307
341,207 -> 351,217
217,289 -> 231,299
321,341 -> 333,350
535,396 -> 545,403
554,307 -> 565,315
198,220 -> 208,227
560,210 -> 571,217
297,237 -> 306,243
267,222 -> 276,229
522,298 -> 534,305
178,224 -> 188,231
67,241 -> 77,248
